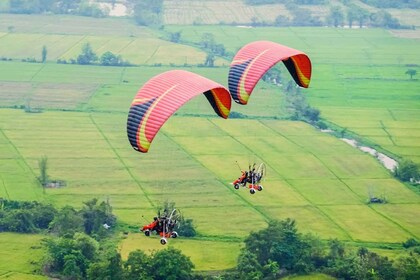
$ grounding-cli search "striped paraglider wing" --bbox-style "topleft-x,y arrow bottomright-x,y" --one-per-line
228,40 -> 312,105
127,70 -> 231,153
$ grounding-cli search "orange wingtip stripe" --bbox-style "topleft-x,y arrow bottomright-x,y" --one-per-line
291,56 -> 310,87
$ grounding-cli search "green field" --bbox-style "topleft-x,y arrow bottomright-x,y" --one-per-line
0,233 -> 46,279
0,14 -> 419,276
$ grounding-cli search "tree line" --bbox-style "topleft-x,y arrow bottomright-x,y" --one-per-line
3,0 -> 414,29
6,0 -> 107,17
1,198 -> 419,279
223,219 -> 420,280
0,198 -> 116,236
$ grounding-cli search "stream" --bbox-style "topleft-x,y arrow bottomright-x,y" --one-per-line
320,129 -> 398,172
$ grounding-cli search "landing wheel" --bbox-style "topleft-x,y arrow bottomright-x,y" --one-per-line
234,183 -> 240,190
160,238 -> 167,245
144,229 -> 150,237
250,188 -> 256,194
258,185 -> 263,191
171,231 -> 178,238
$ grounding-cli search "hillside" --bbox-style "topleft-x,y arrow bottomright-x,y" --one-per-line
164,0 -> 420,27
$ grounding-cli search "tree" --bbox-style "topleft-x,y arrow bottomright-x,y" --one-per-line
283,81 -> 321,122
87,247 -> 123,279
402,238 -> 419,249
328,6 -> 344,27
78,2 -> 106,18
77,43 -> 97,65
354,247 -> 396,280
169,31 -> 182,43
237,249 -> 264,280
394,159 -> 420,182
41,45 -> 47,63
43,233 -> 96,278
62,253 -> 83,279
204,53 -> 215,67
151,247 -> 194,280
177,217 -> 196,237
49,206 -> 84,236
243,219 -> 314,273
38,156 -> 49,187
394,255 -> 420,280
303,106 -> 320,122
346,6 -> 358,28
99,51 -> 122,66
53,0 -> 81,14
356,8 -> 370,28
370,10 -> 401,28
133,0 -> 163,27
405,69 -> 417,79
124,250 -> 153,280
32,203 -> 57,229
200,33 -> 215,50
80,198 -> 116,237
73,232 -> 99,261
1,209 -> 36,233
107,250 -> 124,280
275,15 -> 290,26
291,7 -> 322,26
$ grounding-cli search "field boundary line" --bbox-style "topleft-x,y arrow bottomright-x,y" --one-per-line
144,45 -> 160,64
30,64 -> 46,81
0,174 -> 10,199
59,35 -> 87,60
79,83 -> 102,111
116,37 -> 136,53
261,120 -> 418,240
387,109 -> 397,121
367,204 -> 418,239
88,113 -> 155,208
380,120 -> 396,146
258,120 -> 355,241
161,127 -> 272,223
0,128 -> 40,200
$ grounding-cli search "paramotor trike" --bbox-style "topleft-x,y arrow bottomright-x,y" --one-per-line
232,162 -> 266,194
141,208 -> 180,245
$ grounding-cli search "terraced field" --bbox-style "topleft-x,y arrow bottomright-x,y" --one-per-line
1,108 -> 419,269
0,15 -> 419,275
163,25 -> 420,164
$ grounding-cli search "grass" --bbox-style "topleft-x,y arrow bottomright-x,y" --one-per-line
0,233 -> 45,277
2,109 -> 417,244
0,17 -> 419,274
283,273 -> 336,280
119,233 -> 242,271
319,205 -> 413,242
161,25 -> 420,164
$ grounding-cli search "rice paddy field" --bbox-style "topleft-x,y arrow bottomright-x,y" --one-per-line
0,14 -> 419,276
0,233 -> 45,279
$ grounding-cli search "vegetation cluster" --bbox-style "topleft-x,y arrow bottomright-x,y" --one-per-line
2,197 -> 419,279
221,219 -> 420,280
56,42 -> 131,67
0,198 -> 200,279
5,0 -> 108,17
0,199 -> 57,233
1,0 -> 415,29
0,198 -> 115,236
359,0 -> 420,9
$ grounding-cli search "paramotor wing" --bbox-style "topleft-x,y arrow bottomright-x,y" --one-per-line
127,70 -> 231,153
228,40 -> 312,105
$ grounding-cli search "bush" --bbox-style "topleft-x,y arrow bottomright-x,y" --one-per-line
394,159 -> 420,182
